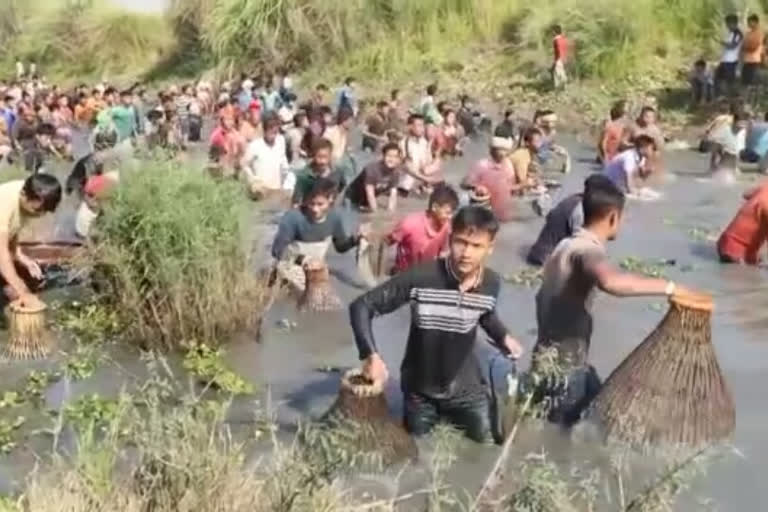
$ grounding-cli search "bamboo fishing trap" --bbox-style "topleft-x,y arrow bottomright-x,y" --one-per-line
298,261 -> 342,312
3,300 -> 54,360
320,369 -> 418,466
588,293 -> 735,450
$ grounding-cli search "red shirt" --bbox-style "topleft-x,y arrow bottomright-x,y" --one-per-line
464,158 -> 515,221
554,34 -> 569,62
388,212 -> 450,273
718,183 -> 768,264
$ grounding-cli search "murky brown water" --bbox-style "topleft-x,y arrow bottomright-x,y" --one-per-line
1,129 -> 766,509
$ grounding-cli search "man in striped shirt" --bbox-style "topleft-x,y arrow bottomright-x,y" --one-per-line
350,206 -> 524,442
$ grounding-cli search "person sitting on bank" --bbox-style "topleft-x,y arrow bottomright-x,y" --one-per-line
272,178 -> 368,292
351,206 -> 525,443
689,60 -> 714,106
292,138 -> 347,207
346,143 -> 404,213
534,177 -> 695,426
0,174 -> 62,310
527,174 -> 616,266
717,179 -> 768,264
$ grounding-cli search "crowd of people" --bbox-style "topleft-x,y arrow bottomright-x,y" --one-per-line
2,14 -> 768,445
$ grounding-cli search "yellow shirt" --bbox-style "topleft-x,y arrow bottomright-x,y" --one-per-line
509,148 -> 533,184
0,180 -> 25,240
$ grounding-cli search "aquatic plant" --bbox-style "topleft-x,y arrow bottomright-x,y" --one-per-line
62,344 -> 101,381
182,343 -> 254,395
58,301 -> 122,345
504,267 -> 544,288
23,370 -> 59,406
619,257 -> 671,279
0,416 -> 25,454
62,394 -> 119,434
78,161 -> 270,351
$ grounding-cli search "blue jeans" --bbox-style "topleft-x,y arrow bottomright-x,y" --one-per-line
403,388 -> 492,443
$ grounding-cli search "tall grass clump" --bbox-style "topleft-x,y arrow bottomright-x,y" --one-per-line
79,163 -> 268,351
508,0 -> 766,81
1,1 -> 173,81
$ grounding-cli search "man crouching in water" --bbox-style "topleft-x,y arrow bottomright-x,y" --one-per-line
350,206 -> 524,442
1,174 -> 62,309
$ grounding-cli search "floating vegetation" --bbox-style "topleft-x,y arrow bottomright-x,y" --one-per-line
687,227 -> 720,243
504,268 -> 543,288
63,345 -> 101,381
619,257 -> 674,279
59,301 -> 122,345
0,416 -> 26,454
23,371 -> 59,406
62,394 -> 119,433
182,344 -> 254,395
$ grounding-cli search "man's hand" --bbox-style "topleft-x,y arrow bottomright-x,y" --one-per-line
503,335 -> 525,359
22,258 -> 43,280
362,353 -> 389,385
357,223 -> 372,241
18,292 -> 45,310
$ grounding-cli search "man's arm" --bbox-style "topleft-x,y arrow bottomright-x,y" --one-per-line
270,212 -> 298,260
387,186 -> 398,212
331,213 -> 360,253
0,233 -> 29,299
350,269 -> 417,360
588,258 -> 680,297
365,184 -> 379,212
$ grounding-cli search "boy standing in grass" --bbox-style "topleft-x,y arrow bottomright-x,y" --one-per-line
742,14 -> 764,89
715,14 -> 743,98
352,206 -> 524,443
552,24 -> 569,90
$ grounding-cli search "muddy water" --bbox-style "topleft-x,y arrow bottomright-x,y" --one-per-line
1,130 -> 767,509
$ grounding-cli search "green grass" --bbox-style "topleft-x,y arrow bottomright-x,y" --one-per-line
78,161 -> 269,351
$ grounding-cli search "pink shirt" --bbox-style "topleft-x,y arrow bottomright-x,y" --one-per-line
464,158 -> 515,221
388,212 -> 450,273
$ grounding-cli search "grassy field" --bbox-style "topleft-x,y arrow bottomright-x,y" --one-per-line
2,0 -> 765,88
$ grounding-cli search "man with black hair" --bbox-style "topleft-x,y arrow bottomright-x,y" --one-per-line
494,109 -> 517,143
335,77 -> 357,117
111,90 -> 137,143
292,138 -> 347,206
346,142 -> 404,212
351,205 -> 524,442
0,174 -> 62,310
399,113 -> 442,196
534,178 -> 695,426
272,177 -> 368,292
527,175 -> 617,266
716,14 -> 744,97
603,134 -> 657,195
386,184 -> 459,273
362,100 -> 392,153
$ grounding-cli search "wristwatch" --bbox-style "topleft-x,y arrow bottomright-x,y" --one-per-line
665,281 -> 677,297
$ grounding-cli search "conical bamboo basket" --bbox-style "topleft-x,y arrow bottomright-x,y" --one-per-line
3,301 -> 54,360
298,262 -> 342,312
322,369 -> 418,466
589,293 -> 735,450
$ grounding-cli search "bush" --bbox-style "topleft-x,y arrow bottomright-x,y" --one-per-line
79,162 -> 268,351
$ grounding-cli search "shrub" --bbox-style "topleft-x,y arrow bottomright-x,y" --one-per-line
78,162 -> 269,351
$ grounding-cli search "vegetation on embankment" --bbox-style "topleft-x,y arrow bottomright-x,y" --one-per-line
2,0 -> 766,92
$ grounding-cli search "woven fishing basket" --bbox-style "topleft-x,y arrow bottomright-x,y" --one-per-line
298,262 -> 342,312
588,293 -> 735,450
3,301 -> 54,360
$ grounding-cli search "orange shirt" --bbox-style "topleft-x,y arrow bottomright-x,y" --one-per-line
718,183 -> 768,264
743,28 -> 764,64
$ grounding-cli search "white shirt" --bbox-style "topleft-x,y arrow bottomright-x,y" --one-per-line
603,149 -> 644,193
721,28 -> 744,63
241,135 -> 289,190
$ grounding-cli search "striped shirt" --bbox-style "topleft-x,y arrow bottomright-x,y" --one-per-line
350,258 -> 509,398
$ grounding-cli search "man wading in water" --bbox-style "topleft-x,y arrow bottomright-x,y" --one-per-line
350,206 -> 524,442
534,178 -> 695,426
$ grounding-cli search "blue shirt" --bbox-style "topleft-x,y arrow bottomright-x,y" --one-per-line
746,122 -> 768,159
335,85 -> 357,114
0,108 -> 16,134
237,90 -> 252,112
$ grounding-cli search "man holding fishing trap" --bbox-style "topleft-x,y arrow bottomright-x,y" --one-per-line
349,206 -> 524,443
0,174 -> 62,311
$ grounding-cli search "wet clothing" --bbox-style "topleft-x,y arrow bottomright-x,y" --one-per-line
291,166 -> 347,205
241,135 -> 289,191
598,119 -> 626,163
271,208 -> 357,261
717,183 -> 768,265
404,387 -> 491,443
527,193 -> 584,266
345,160 -> 402,209
463,158 -> 515,222
744,122 -> 768,162
110,105 -> 137,142
494,120 -> 517,142
534,228 -> 607,425
362,113 -> 388,152
603,149 -> 644,193
350,257 -> 510,437
388,212 -> 450,273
